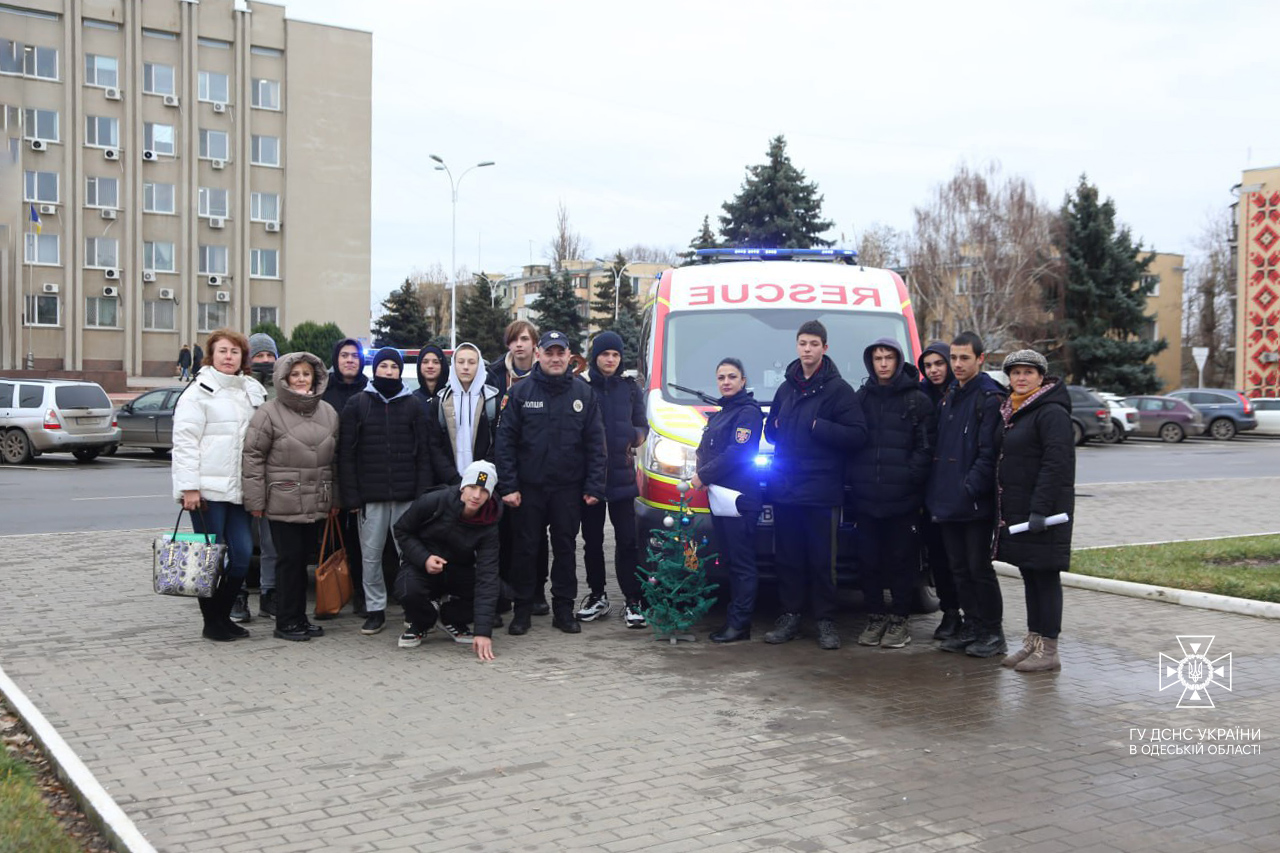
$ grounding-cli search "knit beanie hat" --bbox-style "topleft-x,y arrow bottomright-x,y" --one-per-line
371,346 -> 404,374
460,460 -> 498,494
591,330 -> 624,362
1002,349 -> 1048,375
248,332 -> 278,360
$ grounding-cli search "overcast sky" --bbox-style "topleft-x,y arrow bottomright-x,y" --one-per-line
283,0 -> 1280,315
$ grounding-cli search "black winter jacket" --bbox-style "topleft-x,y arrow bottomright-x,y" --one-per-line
696,390 -> 765,514
587,366 -> 647,501
926,372 -> 1006,522
337,386 -> 458,508
995,379 -> 1075,572
765,356 -> 866,507
850,340 -> 935,518
321,337 -> 369,416
393,488 -> 502,637
917,341 -> 955,409
496,365 -> 607,498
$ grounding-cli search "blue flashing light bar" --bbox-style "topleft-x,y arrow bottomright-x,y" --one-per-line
695,247 -> 859,259
753,454 -> 771,468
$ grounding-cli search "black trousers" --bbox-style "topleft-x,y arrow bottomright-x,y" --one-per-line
1019,568 -> 1062,639
712,511 -> 759,630
857,513 -> 919,618
270,519 -> 318,631
920,514 -> 959,612
939,520 -> 1003,631
511,486 -> 582,609
774,504 -> 840,621
395,562 -> 476,631
581,497 -> 641,603
500,505 -> 548,599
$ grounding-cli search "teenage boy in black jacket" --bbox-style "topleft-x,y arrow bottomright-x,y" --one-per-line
925,331 -> 1007,658
763,320 -> 867,650
577,331 -> 649,627
917,341 -> 962,640
497,331 -> 607,636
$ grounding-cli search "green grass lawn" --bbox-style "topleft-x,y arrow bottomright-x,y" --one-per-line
0,747 -> 83,853
1071,535 -> 1280,603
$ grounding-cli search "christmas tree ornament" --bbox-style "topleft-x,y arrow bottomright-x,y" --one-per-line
680,515 -> 692,527
662,515 -> 675,529
677,480 -> 690,494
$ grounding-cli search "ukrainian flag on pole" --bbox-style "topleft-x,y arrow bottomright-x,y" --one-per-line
29,204 -> 41,234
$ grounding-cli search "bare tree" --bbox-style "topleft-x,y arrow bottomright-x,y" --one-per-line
906,162 -> 1059,352
407,263 -> 454,339
854,223 -> 905,269
616,243 -> 681,267
546,201 -> 588,272
1182,208 -> 1236,387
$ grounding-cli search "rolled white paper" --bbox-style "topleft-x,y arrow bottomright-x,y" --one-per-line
1008,512 -> 1070,534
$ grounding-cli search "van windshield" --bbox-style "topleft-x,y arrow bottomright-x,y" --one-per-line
661,309 -> 910,404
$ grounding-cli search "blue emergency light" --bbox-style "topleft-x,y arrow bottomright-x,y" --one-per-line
754,454 -> 771,468
695,248 -> 859,262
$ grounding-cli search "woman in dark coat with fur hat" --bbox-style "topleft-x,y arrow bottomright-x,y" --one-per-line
995,349 -> 1074,673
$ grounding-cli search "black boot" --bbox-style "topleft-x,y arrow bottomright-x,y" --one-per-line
507,603 -> 532,636
214,581 -> 249,639
933,610 -> 962,641
552,603 -> 581,634
200,596 -> 233,642
966,627 -> 1008,658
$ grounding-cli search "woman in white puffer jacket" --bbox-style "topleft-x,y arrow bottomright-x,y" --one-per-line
172,328 -> 267,641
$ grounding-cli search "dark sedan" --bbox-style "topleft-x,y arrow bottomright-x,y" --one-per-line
1122,395 -> 1207,443
1165,388 -> 1259,440
114,386 -> 187,454
1066,386 -> 1111,445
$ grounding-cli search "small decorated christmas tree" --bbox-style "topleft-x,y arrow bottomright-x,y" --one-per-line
639,482 -> 718,643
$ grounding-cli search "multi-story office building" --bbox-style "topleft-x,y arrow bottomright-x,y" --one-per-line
0,0 -> 370,378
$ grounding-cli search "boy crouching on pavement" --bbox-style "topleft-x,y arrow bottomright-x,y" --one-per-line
393,461 -> 502,662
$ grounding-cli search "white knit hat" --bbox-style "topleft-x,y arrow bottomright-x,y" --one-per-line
460,460 -> 497,494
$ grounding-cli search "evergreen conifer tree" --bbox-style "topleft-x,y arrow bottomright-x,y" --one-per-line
456,275 -> 510,360
640,485 -> 718,642
1053,176 -> 1166,393
372,278 -> 431,348
679,215 -> 720,265
719,136 -> 834,249
289,321 -> 347,367
531,270 -> 586,353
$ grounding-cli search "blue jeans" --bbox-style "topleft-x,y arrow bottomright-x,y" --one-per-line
191,501 -> 253,582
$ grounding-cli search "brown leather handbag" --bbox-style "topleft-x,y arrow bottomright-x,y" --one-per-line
314,516 -> 353,617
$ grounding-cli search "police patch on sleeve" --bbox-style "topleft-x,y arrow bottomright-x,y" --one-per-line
735,427 -> 752,444
573,399 -> 584,413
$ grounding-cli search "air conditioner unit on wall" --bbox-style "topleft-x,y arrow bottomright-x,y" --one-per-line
101,208 -> 117,220
158,288 -> 175,300
142,149 -> 157,162
212,102 -> 227,114
104,87 -> 122,101
211,159 -> 226,170
103,147 -> 119,160
42,283 -> 59,294
142,271 -> 156,283
265,221 -> 280,233
104,268 -> 120,280
39,204 -> 56,215
208,217 -> 225,229
163,94 -> 180,108
29,139 -> 47,152
103,285 -> 119,297
215,291 -> 230,302
206,274 -> 222,286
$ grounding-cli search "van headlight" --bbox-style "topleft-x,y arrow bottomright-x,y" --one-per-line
644,434 -> 697,479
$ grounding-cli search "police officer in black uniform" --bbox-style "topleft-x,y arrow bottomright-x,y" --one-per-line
497,330 -> 607,635
692,357 -> 764,644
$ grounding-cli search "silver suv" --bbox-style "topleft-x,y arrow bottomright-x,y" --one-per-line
0,379 -> 121,463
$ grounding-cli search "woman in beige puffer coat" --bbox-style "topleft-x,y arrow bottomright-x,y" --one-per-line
243,352 -> 339,642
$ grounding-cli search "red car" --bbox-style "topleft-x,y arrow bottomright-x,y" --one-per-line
1121,396 -> 1207,443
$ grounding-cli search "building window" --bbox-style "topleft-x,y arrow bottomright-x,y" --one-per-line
198,37 -> 231,50
24,233 -> 59,265
250,248 -> 278,278
250,135 -> 279,167
251,305 -> 278,327
198,302 -> 228,332
144,299 -> 176,330
83,19 -> 121,32
145,241 -> 175,273
199,245 -> 229,275
24,170 -> 58,203
199,128 -> 229,160
85,115 -> 119,148
143,182 -> 176,214
84,54 -> 118,88
955,272 -> 968,295
198,70 -> 229,103
85,175 -> 118,208
198,187 -> 229,218
929,320 -> 943,341
23,107 -> 58,142
84,237 -> 118,269
143,62 -> 175,96
250,192 -> 279,222
144,122 -> 175,156
1140,273 -> 1161,297
85,296 -> 118,327
22,45 -> 59,80
24,294 -> 60,326
142,28 -> 178,41
251,46 -> 283,58
251,79 -> 280,110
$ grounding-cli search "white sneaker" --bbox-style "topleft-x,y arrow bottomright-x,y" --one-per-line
576,592 -> 612,622
623,601 -> 647,629
398,627 -> 423,649
440,623 -> 474,644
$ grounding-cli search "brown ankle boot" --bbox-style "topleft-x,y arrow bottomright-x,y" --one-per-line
1015,636 -> 1060,672
1002,632 -> 1039,668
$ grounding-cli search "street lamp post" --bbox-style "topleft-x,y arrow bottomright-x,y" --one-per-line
430,154 -> 494,349
593,258 -> 642,319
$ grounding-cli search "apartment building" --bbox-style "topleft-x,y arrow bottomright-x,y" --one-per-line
1234,165 -> 1280,397
1141,252 -> 1184,391
0,0 -> 370,378
503,258 -> 665,336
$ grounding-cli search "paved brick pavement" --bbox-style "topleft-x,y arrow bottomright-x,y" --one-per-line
2,479 -> 1278,852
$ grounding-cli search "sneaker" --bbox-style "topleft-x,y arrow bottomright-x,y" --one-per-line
939,623 -> 978,653
965,630 -> 1008,658
763,612 -> 802,644
273,623 -> 310,642
817,619 -> 841,650
857,614 -> 889,647
932,610 -> 961,641
259,589 -> 277,618
576,592 -> 612,622
303,621 -> 324,638
881,615 -> 912,649
398,625 -> 423,648
230,592 -> 252,623
440,623 -> 475,644
623,601 -> 647,629
360,610 -> 386,635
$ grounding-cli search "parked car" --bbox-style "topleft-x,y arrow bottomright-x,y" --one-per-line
113,385 -> 187,454
0,379 -> 120,463
1121,395 -> 1207,442
1251,398 -> 1280,436
1066,386 -> 1111,445
1165,388 -> 1258,440
1095,391 -> 1139,444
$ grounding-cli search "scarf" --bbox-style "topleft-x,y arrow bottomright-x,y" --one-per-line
1009,388 -> 1037,412
447,343 -> 489,474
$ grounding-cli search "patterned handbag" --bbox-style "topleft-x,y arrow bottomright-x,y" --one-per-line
152,509 -> 227,598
